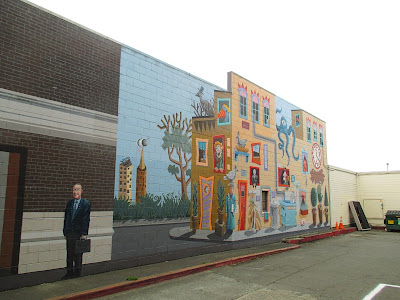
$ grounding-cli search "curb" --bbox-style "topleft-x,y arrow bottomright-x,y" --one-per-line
370,225 -> 386,231
48,245 -> 299,300
283,227 -> 357,244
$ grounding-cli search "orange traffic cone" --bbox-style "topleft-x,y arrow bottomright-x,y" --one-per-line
335,221 -> 339,230
339,216 -> 344,229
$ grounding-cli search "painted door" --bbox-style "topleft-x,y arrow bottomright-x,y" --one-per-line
0,149 -> 24,274
362,199 -> 384,225
238,181 -> 247,231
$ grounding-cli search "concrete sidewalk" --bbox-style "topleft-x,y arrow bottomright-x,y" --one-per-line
0,228 -> 355,300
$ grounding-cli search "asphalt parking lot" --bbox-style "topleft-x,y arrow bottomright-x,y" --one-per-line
101,230 -> 400,300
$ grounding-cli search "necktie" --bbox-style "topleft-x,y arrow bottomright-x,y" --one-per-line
72,200 -> 78,218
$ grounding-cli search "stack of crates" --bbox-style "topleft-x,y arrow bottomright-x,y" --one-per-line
384,210 -> 400,231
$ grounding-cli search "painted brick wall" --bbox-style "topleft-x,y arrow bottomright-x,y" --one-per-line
0,0 -> 121,115
115,46 -> 222,200
0,128 -> 115,211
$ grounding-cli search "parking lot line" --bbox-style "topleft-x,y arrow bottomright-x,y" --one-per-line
363,283 -> 400,300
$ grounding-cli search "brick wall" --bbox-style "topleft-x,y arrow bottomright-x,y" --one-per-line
0,0 -> 121,115
0,128 -> 115,212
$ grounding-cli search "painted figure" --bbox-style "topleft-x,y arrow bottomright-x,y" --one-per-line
214,141 -> 224,172
276,116 -> 299,165
278,168 -> 290,187
63,183 -> 91,279
303,155 -> 308,173
226,184 -> 236,232
251,168 -> 259,188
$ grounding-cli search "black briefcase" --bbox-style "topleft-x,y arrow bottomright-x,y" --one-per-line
75,238 -> 91,254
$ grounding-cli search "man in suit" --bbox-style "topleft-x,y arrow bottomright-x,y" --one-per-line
62,183 -> 90,279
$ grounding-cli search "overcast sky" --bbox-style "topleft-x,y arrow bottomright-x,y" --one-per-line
28,0 -> 400,172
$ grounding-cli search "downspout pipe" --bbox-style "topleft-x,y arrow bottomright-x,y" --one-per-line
252,117 -> 278,191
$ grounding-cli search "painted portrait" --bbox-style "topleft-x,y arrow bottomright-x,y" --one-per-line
250,166 -> 260,188
278,167 -> 290,187
213,135 -> 225,173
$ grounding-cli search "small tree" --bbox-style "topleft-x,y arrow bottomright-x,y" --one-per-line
217,179 -> 225,211
324,186 -> 329,207
158,112 -> 192,199
311,187 -> 318,226
317,185 -> 323,205
311,187 -> 318,208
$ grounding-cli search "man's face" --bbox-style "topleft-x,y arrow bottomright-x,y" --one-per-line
215,145 -> 222,157
73,185 -> 82,199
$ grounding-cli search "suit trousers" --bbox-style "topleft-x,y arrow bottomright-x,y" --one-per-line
66,232 -> 83,274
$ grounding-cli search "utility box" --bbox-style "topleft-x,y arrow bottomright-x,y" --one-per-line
384,210 -> 400,231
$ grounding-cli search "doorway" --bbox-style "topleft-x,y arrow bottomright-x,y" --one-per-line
362,199 -> 384,225
238,181 -> 247,231
262,190 -> 270,216
0,146 -> 26,275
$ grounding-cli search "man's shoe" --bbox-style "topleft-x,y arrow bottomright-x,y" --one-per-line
61,272 -> 73,280
74,269 -> 81,277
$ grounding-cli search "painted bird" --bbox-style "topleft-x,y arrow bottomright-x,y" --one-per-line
236,131 -> 247,148
196,86 -> 214,117
224,166 -> 238,182
216,104 -> 231,122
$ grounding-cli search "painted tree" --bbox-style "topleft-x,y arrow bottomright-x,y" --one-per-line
158,112 -> 192,199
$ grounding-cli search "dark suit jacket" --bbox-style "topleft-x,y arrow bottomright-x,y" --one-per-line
63,198 -> 91,236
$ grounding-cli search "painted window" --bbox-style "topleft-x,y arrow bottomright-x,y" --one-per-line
251,143 -> 261,165
319,125 -> 324,147
313,122 -> 318,141
262,96 -> 270,127
306,119 -> 311,142
251,92 -> 259,123
301,147 -> 309,174
238,84 -> 248,119
295,114 -> 300,127
196,138 -> 208,166
262,190 -> 269,213
217,98 -> 231,125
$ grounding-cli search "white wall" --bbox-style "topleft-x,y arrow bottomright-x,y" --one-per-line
329,166 -> 400,227
358,171 -> 400,225
329,166 -> 358,226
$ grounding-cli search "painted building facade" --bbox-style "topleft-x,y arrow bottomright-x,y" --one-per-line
190,73 -> 330,239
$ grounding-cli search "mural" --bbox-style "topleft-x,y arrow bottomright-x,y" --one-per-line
113,68 -> 330,243
158,113 -> 192,199
213,135 -> 225,173
113,47 -> 219,222
278,167 -> 290,187
310,169 -> 325,185
217,98 -> 231,125
251,143 -> 261,165
199,176 -> 214,229
250,166 -> 260,188
184,74 -> 330,241
276,116 -> 299,165
302,147 -> 309,174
